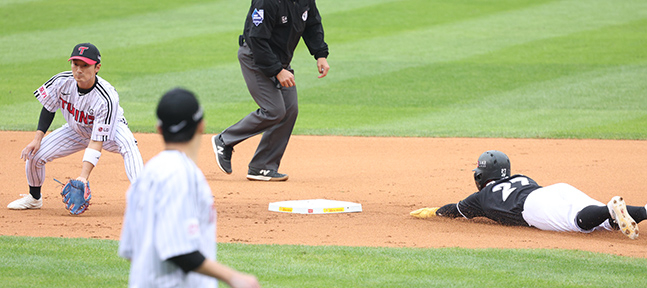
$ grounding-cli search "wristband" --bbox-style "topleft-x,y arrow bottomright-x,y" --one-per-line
82,148 -> 101,166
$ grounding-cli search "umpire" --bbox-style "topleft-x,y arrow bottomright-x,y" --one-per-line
212,0 -> 330,181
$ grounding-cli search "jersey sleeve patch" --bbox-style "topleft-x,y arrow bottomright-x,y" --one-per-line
37,86 -> 48,99
185,218 -> 201,239
252,8 -> 264,26
35,84 -> 60,112
94,124 -> 111,137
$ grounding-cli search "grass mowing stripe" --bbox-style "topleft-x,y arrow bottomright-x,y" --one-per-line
0,236 -> 128,287
330,0 -> 647,80
323,0 -> 554,44
2,236 -> 647,288
1,0 -> 646,138
0,0 -> 247,65
0,0 -> 216,36
0,0 -> 407,66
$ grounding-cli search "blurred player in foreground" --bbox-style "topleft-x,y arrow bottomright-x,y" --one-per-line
411,150 -> 647,239
119,88 -> 260,288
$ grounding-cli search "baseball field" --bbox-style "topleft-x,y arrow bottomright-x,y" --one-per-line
2,0 -> 647,287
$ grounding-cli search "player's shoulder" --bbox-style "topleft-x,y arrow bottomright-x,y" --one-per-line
95,76 -> 117,92
92,76 -> 119,100
254,0 -> 279,9
54,71 -> 74,78
510,174 -> 538,183
44,71 -> 74,86
146,151 -> 196,174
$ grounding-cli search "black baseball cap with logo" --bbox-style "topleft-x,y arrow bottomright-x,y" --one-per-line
157,88 -> 204,142
68,43 -> 101,65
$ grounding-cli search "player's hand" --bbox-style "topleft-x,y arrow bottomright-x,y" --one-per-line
76,176 -> 88,184
21,132 -> 45,160
227,272 -> 261,288
276,69 -> 295,88
316,57 -> 329,78
410,207 -> 440,219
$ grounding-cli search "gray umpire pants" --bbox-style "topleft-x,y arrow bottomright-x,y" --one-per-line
220,43 -> 298,171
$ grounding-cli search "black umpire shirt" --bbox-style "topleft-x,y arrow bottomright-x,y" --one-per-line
242,0 -> 329,77
437,175 -> 543,226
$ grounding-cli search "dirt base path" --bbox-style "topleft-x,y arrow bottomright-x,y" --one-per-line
1,131 -> 646,258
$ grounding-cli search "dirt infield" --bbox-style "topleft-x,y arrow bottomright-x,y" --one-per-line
1,131 -> 646,258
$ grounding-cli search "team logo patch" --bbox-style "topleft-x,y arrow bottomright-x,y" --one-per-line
95,124 -> 110,136
252,8 -> 264,26
185,218 -> 200,239
38,86 -> 48,98
302,11 -> 308,21
281,16 -> 288,24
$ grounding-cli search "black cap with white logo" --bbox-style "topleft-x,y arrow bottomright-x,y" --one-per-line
156,88 -> 204,135
69,43 -> 101,65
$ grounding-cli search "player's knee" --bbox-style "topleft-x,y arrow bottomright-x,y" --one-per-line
261,106 -> 287,124
27,154 -> 48,167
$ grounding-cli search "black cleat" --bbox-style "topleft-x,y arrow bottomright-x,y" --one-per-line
246,168 -> 288,181
211,134 -> 233,174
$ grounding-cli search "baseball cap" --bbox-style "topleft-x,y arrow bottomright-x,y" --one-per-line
68,43 -> 101,65
157,88 -> 204,135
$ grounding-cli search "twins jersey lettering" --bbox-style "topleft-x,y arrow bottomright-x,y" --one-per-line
119,150 -> 217,288
25,71 -> 143,186
35,71 -> 122,142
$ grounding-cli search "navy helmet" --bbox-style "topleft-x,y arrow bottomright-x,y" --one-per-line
473,150 -> 510,190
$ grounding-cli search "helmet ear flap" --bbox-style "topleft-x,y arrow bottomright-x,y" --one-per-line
474,170 -> 483,190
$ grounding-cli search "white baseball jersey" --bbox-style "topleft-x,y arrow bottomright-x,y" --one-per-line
36,71 -> 123,141
119,150 -> 217,288
26,71 -> 143,185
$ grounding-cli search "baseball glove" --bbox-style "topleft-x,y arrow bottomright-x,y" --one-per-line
60,179 -> 92,215
410,207 -> 439,219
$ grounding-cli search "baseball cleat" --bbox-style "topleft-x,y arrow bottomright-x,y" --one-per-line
607,196 -> 639,240
7,194 -> 43,210
246,168 -> 288,181
211,134 -> 233,174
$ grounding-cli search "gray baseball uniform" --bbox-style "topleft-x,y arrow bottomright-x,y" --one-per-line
221,43 -> 298,170
218,0 -> 329,172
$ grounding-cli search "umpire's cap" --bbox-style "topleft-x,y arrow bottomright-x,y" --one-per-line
157,87 -> 204,142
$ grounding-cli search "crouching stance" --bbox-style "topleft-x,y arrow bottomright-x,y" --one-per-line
8,43 -> 143,214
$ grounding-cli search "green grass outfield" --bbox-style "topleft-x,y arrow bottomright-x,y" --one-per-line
2,0 -> 647,287
2,236 -> 647,288
1,0 -> 646,138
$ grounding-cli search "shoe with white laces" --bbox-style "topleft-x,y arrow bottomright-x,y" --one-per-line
607,196 -> 638,240
246,168 -> 289,181
7,194 -> 43,210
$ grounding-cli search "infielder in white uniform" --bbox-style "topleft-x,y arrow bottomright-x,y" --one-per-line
119,88 -> 260,288
7,43 -> 143,211
411,150 -> 647,240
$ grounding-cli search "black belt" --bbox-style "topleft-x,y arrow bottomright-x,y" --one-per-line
239,35 -> 245,46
